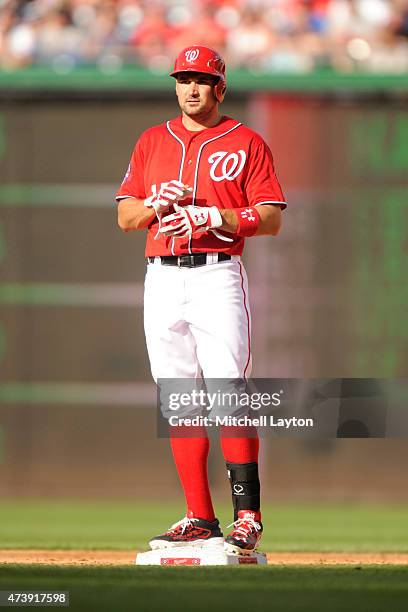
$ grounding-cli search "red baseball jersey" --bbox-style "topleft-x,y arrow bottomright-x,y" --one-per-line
116,115 -> 286,256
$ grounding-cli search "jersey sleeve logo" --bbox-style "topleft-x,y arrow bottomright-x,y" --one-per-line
208,150 -> 246,182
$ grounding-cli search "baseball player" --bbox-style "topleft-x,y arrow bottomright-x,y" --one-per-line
116,45 -> 286,555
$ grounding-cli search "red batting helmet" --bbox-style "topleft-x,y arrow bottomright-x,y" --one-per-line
170,45 -> 226,102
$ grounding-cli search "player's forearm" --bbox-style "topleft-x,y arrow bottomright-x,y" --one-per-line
219,205 -> 282,237
117,198 -> 156,231
254,204 -> 282,236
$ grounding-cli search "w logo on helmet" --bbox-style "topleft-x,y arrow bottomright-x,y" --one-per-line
185,49 -> 200,62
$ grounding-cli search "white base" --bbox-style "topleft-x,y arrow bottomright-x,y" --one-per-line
135,544 -> 267,566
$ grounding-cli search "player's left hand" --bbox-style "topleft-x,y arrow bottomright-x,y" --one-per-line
159,205 -> 223,237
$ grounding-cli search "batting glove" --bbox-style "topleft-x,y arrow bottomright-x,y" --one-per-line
144,180 -> 192,214
159,205 -> 223,237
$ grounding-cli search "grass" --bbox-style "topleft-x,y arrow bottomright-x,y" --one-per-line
0,500 -> 407,612
0,500 -> 407,552
0,566 -> 407,612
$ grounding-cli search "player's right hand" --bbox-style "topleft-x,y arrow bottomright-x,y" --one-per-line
144,180 -> 192,214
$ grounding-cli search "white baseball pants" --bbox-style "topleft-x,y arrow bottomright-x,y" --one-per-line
144,256 -> 252,383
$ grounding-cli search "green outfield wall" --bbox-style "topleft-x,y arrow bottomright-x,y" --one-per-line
0,67 -> 408,95
0,84 -> 407,499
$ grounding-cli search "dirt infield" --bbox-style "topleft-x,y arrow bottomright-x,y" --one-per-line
0,550 -> 407,566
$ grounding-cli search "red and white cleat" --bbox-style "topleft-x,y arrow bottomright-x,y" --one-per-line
149,514 -> 224,550
224,510 -> 263,555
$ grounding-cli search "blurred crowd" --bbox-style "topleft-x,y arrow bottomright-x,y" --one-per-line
1,0 -> 408,73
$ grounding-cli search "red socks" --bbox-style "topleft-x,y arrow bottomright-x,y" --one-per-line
170,425 -> 215,522
220,425 -> 259,463
169,425 -> 260,522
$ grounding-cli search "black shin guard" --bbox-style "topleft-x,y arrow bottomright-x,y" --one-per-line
226,462 -> 260,521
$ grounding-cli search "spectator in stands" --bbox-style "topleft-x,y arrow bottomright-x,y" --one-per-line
226,7 -> 273,68
0,1 -> 37,68
130,4 -> 175,70
170,2 -> 226,57
0,0 -> 407,74
35,7 -> 82,65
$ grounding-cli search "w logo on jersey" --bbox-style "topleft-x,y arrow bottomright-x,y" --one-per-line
208,150 -> 246,182
185,49 -> 199,62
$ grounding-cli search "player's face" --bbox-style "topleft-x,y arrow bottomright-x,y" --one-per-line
176,73 -> 218,118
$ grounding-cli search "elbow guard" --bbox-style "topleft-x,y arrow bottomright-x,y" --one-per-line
233,207 -> 260,237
